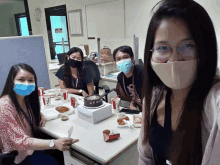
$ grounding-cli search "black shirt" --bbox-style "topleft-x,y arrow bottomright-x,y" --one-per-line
148,89 -> 172,165
117,64 -> 144,101
123,76 -> 133,96
55,65 -> 93,94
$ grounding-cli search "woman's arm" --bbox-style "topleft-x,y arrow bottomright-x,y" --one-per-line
59,79 -> 82,94
29,138 -> 79,151
0,104 -> 79,153
87,81 -> 94,96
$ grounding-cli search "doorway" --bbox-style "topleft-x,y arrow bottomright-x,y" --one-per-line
45,5 -> 70,60
14,13 -> 29,36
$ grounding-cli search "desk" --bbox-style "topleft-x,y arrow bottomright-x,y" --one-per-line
40,94 -> 140,165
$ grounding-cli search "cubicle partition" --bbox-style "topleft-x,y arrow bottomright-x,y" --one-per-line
0,35 -> 50,94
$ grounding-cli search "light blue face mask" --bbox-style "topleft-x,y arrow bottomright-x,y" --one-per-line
13,82 -> 36,96
116,58 -> 133,73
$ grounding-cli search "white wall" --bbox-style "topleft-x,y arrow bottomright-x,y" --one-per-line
194,0 -> 220,70
27,0 -> 220,64
0,1 -> 25,37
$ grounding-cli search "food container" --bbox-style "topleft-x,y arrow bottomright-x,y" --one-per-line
55,105 -> 74,115
77,102 -> 112,124
61,114 -> 69,121
103,130 -> 120,142
117,112 -> 126,119
41,109 -> 59,121
133,114 -> 142,127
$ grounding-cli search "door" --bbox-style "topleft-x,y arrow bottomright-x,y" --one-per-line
45,5 -> 70,60
14,13 -> 29,36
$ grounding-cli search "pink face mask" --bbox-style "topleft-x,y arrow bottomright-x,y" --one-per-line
151,59 -> 197,89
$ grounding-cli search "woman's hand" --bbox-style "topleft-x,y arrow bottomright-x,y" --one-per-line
129,102 -> 137,110
54,137 -> 79,151
40,113 -> 46,127
82,90 -> 89,97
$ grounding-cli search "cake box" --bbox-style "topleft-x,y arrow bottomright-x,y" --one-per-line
77,102 -> 113,124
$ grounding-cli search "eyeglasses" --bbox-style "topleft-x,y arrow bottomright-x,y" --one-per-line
151,41 -> 197,61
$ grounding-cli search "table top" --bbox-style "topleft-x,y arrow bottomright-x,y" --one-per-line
40,94 -> 141,164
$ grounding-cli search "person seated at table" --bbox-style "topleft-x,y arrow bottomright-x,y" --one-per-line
56,47 -> 94,97
0,63 -> 79,165
113,45 -> 143,111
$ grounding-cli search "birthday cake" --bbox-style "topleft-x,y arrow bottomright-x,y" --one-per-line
84,95 -> 103,107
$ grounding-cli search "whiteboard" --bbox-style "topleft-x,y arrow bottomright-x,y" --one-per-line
0,35 -> 50,94
86,0 -> 125,39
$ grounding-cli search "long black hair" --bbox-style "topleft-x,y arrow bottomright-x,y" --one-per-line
142,0 -> 218,164
1,63 -> 41,137
63,47 -> 84,88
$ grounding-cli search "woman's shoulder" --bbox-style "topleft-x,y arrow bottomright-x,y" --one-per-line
58,65 -> 65,71
0,95 -> 15,114
208,78 -> 220,99
0,95 -> 11,105
203,78 -> 220,127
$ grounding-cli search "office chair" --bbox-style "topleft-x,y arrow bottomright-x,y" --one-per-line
83,60 -> 101,95
83,60 -> 116,102
57,53 -> 66,65
138,59 -> 144,68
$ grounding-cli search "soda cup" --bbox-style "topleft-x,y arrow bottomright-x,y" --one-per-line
71,97 -> 76,108
38,87 -> 44,96
42,96 -> 51,106
111,97 -> 121,114
112,100 -> 116,109
62,90 -> 68,100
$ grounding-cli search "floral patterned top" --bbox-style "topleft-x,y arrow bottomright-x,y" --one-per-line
0,95 -> 39,164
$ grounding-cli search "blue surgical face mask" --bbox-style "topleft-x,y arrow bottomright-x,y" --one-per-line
116,58 -> 133,73
14,81 -> 36,96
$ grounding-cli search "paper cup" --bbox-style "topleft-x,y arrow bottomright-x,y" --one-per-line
71,97 -> 76,108
62,90 -> 68,100
38,87 -> 44,96
42,96 -> 51,106
111,97 -> 121,114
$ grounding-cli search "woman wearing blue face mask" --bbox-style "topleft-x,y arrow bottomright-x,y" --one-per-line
0,64 -> 79,165
56,47 -> 94,96
113,45 -> 143,111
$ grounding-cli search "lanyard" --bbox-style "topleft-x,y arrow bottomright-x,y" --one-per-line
76,78 -> 78,88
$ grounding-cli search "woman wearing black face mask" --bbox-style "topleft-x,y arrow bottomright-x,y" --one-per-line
55,47 -> 94,96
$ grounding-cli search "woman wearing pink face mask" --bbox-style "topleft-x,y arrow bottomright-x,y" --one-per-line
138,0 -> 220,165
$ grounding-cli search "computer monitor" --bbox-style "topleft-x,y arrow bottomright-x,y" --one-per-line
57,53 -> 66,65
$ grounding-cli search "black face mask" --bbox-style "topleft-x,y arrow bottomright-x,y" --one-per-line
66,59 -> 82,68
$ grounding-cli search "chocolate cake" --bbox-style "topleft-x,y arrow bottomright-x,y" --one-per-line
84,95 -> 103,107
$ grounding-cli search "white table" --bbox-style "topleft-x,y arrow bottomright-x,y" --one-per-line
40,94 -> 140,165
